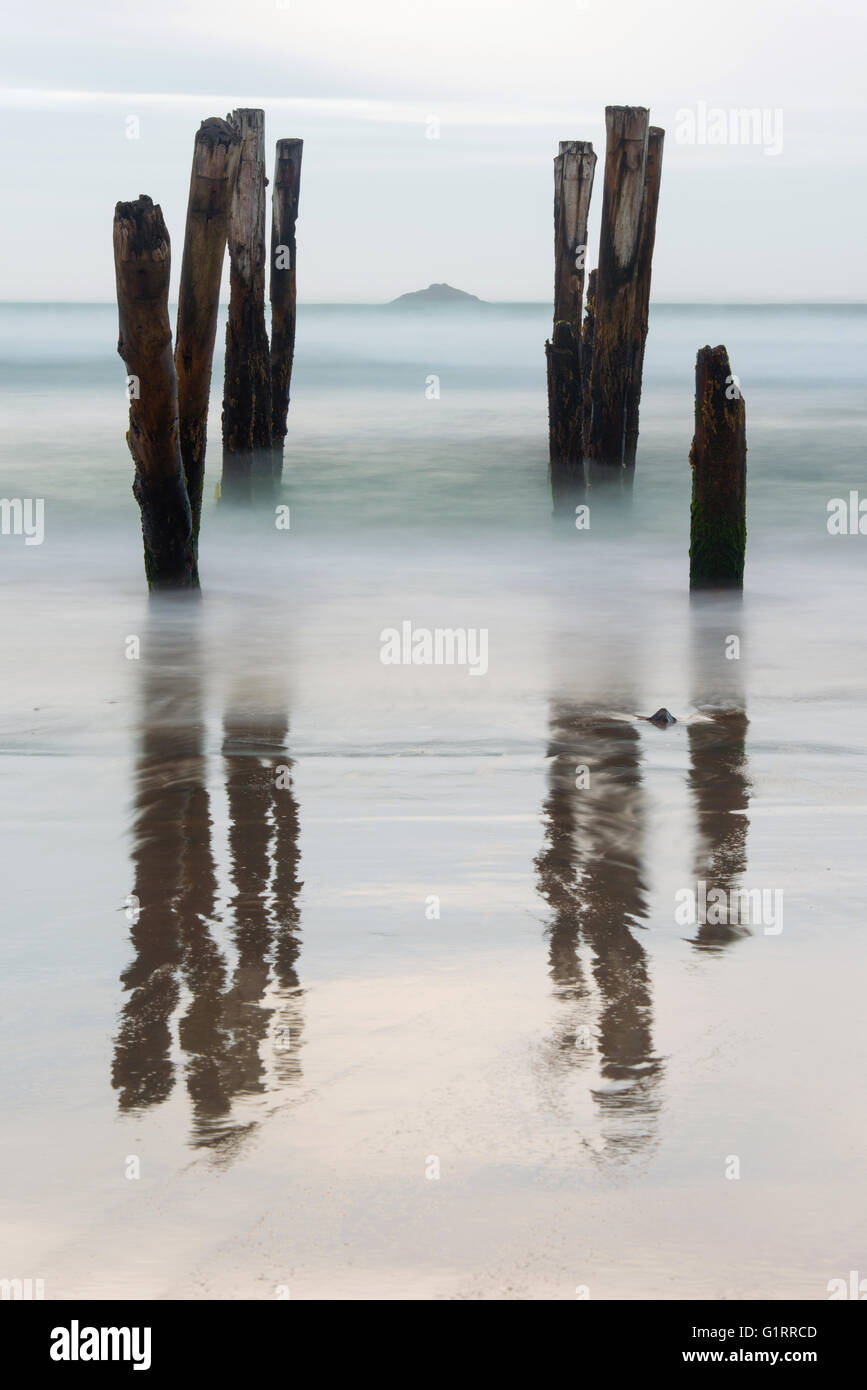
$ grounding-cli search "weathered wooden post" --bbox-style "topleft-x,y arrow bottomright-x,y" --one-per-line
546,141 -> 595,472
546,321 -> 584,472
553,141 -> 596,330
222,109 -> 271,463
580,266 -> 596,455
689,345 -> 747,589
586,106 -> 649,466
270,138 -> 303,456
113,195 -> 197,591
175,117 -> 241,544
624,126 -> 664,467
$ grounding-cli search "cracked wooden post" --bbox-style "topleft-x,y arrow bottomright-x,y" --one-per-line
175,117 -> 241,545
270,138 -> 303,460
689,345 -> 746,589
586,106 -> 650,466
114,195 -> 197,591
546,141 -> 595,472
222,109 -> 271,470
624,125 -> 664,467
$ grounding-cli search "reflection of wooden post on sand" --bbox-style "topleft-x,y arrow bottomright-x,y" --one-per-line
689,345 -> 747,589
687,605 -> 750,949
534,704 -> 663,1154
113,195 -> 197,590
222,109 -> 271,467
175,118 -> 241,545
546,141 -> 595,472
270,138 -> 303,465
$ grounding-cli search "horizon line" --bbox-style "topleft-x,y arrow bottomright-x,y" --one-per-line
1,299 -> 866,308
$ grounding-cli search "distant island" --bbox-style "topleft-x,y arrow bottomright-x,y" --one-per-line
389,283 -> 485,306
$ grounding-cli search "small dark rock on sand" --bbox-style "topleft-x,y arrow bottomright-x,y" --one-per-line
645,708 -> 677,727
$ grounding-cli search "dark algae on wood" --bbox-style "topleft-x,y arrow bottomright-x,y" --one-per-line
175,117 -> 241,545
114,195 -> 198,591
689,345 -> 747,589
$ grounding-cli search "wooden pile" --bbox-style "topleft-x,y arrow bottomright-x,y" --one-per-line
546,107 -> 664,476
113,112 -> 303,590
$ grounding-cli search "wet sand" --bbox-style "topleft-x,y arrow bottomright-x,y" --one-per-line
1,303 -> 866,1299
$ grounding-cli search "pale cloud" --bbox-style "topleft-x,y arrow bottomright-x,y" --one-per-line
0,88 -> 599,128
1,0 -> 864,301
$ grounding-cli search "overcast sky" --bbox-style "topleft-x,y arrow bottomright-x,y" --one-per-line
2,0 -> 864,301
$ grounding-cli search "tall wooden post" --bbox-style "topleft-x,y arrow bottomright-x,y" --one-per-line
689,346 -> 746,589
546,141 -> 595,472
546,321 -> 584,472
270,138 -> 303,454
580,266 -> 597,456
222,109 -> 271,460
113,196 -> 197,591
624,126 -> 664,467
553,141 -> 596,330
586,106 -> 649,466
175,117 -> 240,544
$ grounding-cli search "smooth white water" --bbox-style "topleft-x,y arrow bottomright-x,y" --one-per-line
1,303 -> 865,1298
